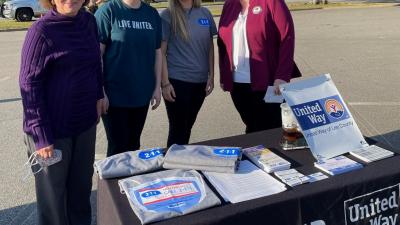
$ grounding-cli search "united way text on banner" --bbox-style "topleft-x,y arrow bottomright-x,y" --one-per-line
291,95 -> 350,131
344,184 -> 400,225
281,74 -> 368,160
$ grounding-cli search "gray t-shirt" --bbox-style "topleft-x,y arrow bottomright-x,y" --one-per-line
118,169 -> 221,224
161,7 -> 217,83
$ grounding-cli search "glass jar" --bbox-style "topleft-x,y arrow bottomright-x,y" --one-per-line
280,103 -> 307,150
280,103 -> 300,133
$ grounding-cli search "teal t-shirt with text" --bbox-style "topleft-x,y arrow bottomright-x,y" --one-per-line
95,0 -> 161,107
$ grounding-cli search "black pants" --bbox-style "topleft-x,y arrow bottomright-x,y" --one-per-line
102,105 -> 149,156
25,125 -> 96,225
165,79 -> 207,147
231,83 -> 282,133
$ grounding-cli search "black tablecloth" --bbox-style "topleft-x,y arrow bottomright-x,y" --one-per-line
97,129 -> 400,225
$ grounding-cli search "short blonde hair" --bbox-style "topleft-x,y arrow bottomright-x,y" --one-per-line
40,0 -> 90,10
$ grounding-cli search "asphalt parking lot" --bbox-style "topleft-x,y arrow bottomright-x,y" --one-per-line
0,5 -> 399,225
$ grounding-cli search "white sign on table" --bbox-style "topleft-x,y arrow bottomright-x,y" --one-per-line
280,74 -> 368,161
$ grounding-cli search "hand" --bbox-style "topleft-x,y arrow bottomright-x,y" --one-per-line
96,99 -> 103,123
205,77 -> 214,97
273,79 -> 287,95
151,87 -> 161,110
37,145 -> 54,159
161,82 -> 176,102
96,94 -> 109,123
102,93 -> 109,114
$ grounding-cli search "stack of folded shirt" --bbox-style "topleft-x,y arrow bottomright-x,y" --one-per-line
118,169 -> 221,224
163,144 -> 242,173
94,147 -> 164,179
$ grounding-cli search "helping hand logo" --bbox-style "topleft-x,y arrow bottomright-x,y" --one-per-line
325,99 -> 344,119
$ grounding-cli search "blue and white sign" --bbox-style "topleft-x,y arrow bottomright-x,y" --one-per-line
131,177 -> 203,213
213,148 -> 241,157
281,74 -> 368,160
198,18 -> 210,26
291,95 -> 350,131
138,148 -> 163,160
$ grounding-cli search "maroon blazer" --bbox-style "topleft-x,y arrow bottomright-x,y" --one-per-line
218,0 -> 298,92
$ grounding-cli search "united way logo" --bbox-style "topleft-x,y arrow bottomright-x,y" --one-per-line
325,99 -> 344,119
290,95 -> 349,131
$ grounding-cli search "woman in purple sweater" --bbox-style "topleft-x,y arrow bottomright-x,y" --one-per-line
19,0 -> 103,224
218,0 -> 300,133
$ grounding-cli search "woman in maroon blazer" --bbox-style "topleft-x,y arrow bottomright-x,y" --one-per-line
218,0 -> 299,133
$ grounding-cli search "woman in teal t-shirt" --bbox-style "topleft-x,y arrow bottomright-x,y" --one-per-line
160,0 -> 217,147
95,0 -> 162,156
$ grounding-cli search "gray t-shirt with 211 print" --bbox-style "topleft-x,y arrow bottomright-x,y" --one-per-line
161,7 -> 217,83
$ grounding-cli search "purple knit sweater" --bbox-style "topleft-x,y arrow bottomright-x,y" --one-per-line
19,9 -> 103,150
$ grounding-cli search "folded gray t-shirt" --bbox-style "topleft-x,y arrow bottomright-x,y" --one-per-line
163,161 -> 237,174
118,169 -> 221,224
94,148 -> 164,179
163,144 -> 242,173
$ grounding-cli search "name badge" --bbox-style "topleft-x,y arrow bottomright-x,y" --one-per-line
252,6 -> 262,15
198,18 -> 210,26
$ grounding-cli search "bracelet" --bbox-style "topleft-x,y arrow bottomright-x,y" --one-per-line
161,83 -> 171,88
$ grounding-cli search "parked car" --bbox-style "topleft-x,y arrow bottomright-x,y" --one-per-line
2,0 -> 47,21
0,0 -> 6,18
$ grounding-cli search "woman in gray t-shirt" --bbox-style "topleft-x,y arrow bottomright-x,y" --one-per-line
160,0 -> 217,147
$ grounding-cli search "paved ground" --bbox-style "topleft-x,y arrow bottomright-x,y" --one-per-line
0,5 -> 399,225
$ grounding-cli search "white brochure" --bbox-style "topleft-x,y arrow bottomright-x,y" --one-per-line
203,160 -> 286,203
274,169 -> 310,187
264,86 -> 284,103
280,74 -> 368,161
307,172 -> 329,183
350,145 -> 394,163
